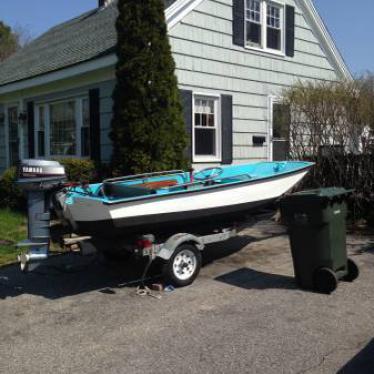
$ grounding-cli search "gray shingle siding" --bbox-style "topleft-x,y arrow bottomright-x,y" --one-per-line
0,0 -> 176,87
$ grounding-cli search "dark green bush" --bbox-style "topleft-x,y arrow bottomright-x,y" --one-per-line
57,158 -> 96,182
0,167 -> 25,210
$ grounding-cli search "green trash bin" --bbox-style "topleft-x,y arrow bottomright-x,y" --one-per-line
280,188 -> 359,294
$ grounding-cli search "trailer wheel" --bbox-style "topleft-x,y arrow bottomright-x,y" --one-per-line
163,244 -> 202,287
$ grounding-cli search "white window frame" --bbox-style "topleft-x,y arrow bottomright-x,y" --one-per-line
34,96 -> 89,159
245,0 -> 286,56
192,93 -> 222,163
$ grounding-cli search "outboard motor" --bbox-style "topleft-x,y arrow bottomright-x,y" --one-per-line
16,160 -> 66,271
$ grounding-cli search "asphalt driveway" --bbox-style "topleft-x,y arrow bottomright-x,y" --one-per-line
0,220 -> 373,374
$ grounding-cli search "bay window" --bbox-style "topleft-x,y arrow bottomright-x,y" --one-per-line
193,95 -> 221,162
35,97 -> 90,158
245,0 -> 284,53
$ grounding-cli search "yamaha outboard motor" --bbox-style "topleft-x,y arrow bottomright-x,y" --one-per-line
16,160 -> 66,271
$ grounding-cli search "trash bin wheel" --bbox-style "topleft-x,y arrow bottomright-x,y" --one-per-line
163,244 -> 202,287
342,258 -> 359,282
313,267 -> 338,294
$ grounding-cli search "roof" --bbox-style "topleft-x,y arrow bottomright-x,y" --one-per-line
0,0 -> 351,90
0,0 -> 177,87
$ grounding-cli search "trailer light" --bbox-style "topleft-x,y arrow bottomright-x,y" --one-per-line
136,239 -> 153,249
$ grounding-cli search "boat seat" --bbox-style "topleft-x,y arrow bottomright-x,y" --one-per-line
103,182 -> 155,199
135,180 -> 178,189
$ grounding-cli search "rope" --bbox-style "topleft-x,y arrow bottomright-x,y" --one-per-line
135,255 -> 162,299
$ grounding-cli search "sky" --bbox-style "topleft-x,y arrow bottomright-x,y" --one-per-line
0,0 -> 372,76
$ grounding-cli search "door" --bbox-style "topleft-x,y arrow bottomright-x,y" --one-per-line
8,107 -> 20,166
272,102 -> 290,161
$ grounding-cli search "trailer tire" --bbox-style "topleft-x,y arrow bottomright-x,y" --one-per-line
163,244 -> 202,287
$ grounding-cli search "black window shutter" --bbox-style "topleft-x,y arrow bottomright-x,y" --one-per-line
285,5 -> 295,57
180,89 -> 193,162
221,95 -> 233,165
27,101 -> 35,158
233,0 -> 245,47
89,88 -> 101,163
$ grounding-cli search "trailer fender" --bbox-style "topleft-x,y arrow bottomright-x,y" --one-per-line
157,233 -> 205,261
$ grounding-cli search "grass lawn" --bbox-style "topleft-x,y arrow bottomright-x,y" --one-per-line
0,209 -> 27,266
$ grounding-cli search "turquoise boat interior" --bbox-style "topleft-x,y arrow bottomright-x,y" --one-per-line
64,161 -> 314,205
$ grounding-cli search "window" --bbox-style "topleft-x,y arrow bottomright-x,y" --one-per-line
193,95 -> 221,161
246,0 -> 262,47
245,0 -> 284,53
267,4 -> 281,50
35,97 -> 90,158
50,101 -> 76,156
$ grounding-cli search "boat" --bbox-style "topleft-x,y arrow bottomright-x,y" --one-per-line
55,161 -> 314,238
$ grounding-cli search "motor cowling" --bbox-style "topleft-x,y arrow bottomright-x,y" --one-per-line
17,159 -> 66,191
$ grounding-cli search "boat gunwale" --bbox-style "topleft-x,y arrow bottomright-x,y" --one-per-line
95,163 -> 314,206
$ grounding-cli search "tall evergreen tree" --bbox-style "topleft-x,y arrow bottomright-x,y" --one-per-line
110,0 -> 189,175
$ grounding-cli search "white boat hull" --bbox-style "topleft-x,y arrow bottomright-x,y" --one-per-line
60,167 -> 310,237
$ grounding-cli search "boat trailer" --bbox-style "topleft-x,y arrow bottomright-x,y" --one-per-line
16,159 -> 238,286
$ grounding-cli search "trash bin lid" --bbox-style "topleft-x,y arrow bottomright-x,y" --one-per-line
282,187 -> 353,203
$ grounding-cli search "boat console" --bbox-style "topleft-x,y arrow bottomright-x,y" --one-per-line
16,160 -> 66,271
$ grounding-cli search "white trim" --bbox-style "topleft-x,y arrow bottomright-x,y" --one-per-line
192,91 -> 221,98
0,54 -> 117,95
165,0 -> 205,29
268,95 -> 277,161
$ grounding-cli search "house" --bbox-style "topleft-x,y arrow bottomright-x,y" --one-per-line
0,0 -> 351,173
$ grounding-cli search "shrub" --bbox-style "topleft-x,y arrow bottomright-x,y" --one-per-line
0,167 -> 25,210
298,154 -> 374,225
57,158 -> 96,182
